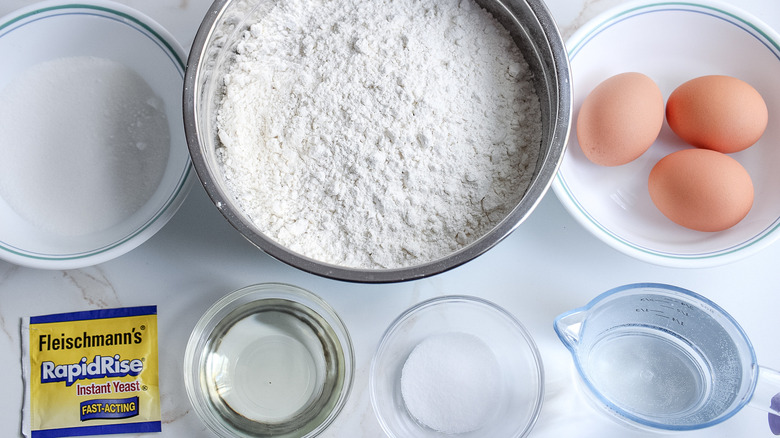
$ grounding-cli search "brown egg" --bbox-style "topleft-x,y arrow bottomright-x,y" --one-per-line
666,75 -> 768,153
648,149 -> 753,232
576,72 -> 664,166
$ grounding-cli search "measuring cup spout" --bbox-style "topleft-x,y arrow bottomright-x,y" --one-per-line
750,366 -> 780,435
553,309 -> 586,350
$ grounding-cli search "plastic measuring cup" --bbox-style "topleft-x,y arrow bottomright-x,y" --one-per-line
554,283 -> 780,434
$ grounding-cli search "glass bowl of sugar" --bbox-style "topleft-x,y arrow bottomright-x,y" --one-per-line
370,295 -> 544,438
0,1 -> 193,269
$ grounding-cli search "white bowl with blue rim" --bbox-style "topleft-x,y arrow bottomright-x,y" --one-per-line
0,0 -> 193,269
552,0 -> 780,268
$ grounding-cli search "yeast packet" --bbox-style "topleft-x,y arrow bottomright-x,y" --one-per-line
22,306 -> 161,437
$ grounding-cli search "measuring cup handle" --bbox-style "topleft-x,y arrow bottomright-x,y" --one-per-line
751,366 -> 780,435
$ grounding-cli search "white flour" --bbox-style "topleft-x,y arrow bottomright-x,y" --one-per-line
217,0 -> 541,268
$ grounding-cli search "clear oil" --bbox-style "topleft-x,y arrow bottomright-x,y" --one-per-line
200,299 -> 346,437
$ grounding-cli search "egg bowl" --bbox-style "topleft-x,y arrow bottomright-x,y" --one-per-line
552,0 -> 780,268
0,0 -> 193,269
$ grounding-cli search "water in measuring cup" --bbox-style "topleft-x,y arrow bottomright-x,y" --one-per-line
585,326 -> 742,426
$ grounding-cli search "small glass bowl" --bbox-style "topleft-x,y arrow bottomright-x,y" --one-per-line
370,295 -> 544,438
184,283 -> 354,438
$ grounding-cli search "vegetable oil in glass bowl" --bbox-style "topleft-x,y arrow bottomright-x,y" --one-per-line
185,284 -> 354,438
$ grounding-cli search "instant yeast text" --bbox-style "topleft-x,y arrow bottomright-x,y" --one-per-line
23,306 -> 160,437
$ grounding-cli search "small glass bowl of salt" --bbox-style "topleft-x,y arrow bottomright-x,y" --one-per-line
370,295 -> 544,438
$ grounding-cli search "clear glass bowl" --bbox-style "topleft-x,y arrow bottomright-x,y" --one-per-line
184,283 -> 354,438
370,295 -> 544,437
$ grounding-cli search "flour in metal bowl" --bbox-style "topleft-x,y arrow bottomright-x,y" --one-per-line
216,0 -> 542,269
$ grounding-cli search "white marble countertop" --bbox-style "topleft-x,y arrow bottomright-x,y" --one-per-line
2,0 -> 779,437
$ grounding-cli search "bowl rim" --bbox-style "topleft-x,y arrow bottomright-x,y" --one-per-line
368,294 -> 545,438
183,0 -> 572,283
551,0 -> 780,268
0,0 -> 193,269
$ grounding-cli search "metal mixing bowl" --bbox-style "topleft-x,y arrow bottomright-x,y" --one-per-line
183,0 -> 571,283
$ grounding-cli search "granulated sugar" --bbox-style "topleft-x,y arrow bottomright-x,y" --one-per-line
216,0 -> 541,268
0,56 -> 169,236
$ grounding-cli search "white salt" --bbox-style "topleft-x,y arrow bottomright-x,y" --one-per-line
400,332 -> 501,434
0,56 -> 169,236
